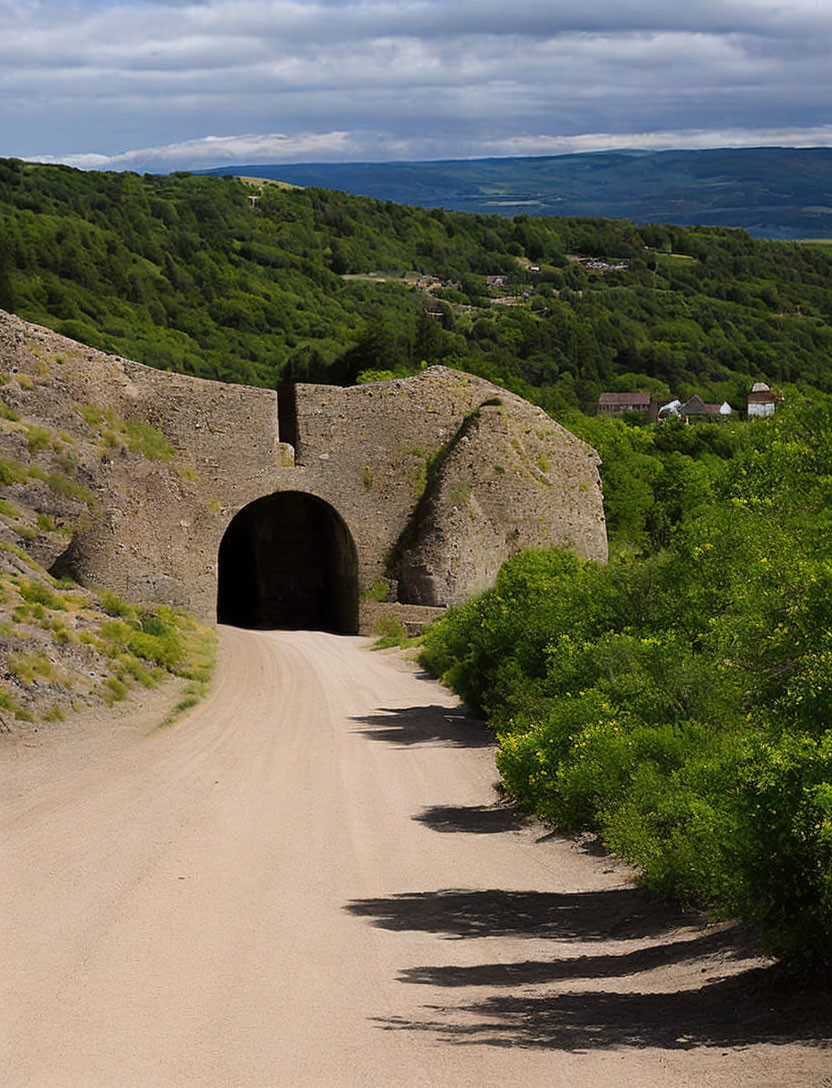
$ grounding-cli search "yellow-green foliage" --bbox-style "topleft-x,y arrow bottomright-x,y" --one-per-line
26,426 -> 52,454
449,481 -> 470,506
9,652 -> 56,684
49,624 -> 73,646
371,613 -> 409,650
18,579 -> 67,611
410,458 -> 428,500
98,619 -> 133,654
103,676 -> 128,704
157,616 -> 218,729
126,611 -> 181,669
171,613 -> 217,685
0,541 -> 44,570
26,464 -> 98,510
83,406 -> 173,461
0,686 -> 31,721
363,580 -> 391,602
0,457 -> 28,486
80,404 -> 107,427
125,418 -> 173,461
118,654 -> 157,688
100,590 -> 136,619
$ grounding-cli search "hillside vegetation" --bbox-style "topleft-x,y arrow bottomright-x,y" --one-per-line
205,146 -> 832,239
3,158 -> 832,414
0,322 -> 216,728
422,396 -> 832,976
5,158 -> 832,974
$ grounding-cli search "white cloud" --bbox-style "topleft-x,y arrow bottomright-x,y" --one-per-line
31,123 -> 832,172
32,130 -> 356,168
4,1 -> 832,163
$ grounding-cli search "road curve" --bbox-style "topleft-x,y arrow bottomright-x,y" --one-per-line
1,628 -> 827,1087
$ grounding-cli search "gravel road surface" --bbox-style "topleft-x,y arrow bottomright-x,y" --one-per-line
2,628 -> 829,1086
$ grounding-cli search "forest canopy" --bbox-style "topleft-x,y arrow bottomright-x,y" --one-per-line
3,158 -> 832,414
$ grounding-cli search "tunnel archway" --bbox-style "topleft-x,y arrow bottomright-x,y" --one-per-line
217,491 -> 359,634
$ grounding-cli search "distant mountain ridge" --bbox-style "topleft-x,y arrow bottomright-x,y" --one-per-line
200,147 -> 832,239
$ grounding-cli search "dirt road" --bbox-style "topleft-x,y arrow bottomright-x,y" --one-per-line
1,628 -> 829,1087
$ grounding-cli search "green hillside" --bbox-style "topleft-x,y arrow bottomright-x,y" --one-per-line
3,157 -> 832,414
5,156 -> 832,974
204,147 -> 832,239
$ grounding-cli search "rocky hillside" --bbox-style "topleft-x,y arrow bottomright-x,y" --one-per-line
0,311 -> 214,730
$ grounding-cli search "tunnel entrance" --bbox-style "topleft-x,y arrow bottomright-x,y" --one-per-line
217,492 -> 359,634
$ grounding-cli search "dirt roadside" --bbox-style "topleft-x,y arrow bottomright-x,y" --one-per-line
1,628 -> 829,1087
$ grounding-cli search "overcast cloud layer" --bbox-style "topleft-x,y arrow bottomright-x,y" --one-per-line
2,0 -> 832,169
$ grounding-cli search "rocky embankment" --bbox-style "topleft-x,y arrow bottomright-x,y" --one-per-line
0,310 -> 213,729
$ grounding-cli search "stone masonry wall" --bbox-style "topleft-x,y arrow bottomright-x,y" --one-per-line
0,312 -> 607,632
0,312 -> 287,619
277,368 -> 607,622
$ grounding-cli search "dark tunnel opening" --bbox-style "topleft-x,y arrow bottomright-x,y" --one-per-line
217,491 -> 359,634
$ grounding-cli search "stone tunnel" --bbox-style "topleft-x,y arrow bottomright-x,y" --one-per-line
0,314 -> 607,636
216,492 -> 359,635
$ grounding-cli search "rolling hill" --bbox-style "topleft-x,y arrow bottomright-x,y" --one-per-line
201,147 -> 832,239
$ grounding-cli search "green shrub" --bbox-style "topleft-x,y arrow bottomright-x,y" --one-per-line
26,426 -> 51,454
0,687 -> 20,713
9,652 -> 55,684
103,676 -> 128,703
371,613 -> 408,649
119,654 -> 157,687
421,401 -> 832,978
0,457 -> 27,485
363,580 -> 391,602
80,404 -> 104,427
98,619 -> 133,652
100,590 -> 135,619
125,418 -> 172,461
19,579 -> 66,611
127,629 -> 181,669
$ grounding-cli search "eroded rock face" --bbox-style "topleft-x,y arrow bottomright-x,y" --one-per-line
397,402 -> 605,606
0,311 -> 606,632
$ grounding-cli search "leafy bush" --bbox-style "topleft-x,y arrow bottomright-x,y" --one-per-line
421,398 -> 832,977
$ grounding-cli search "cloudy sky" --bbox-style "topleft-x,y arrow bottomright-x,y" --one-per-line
2,0 -> 832,170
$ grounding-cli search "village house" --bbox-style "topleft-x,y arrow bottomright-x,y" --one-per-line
747,381 -> 776,417
681,395 -> 732,422
598,391 -> 653,417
